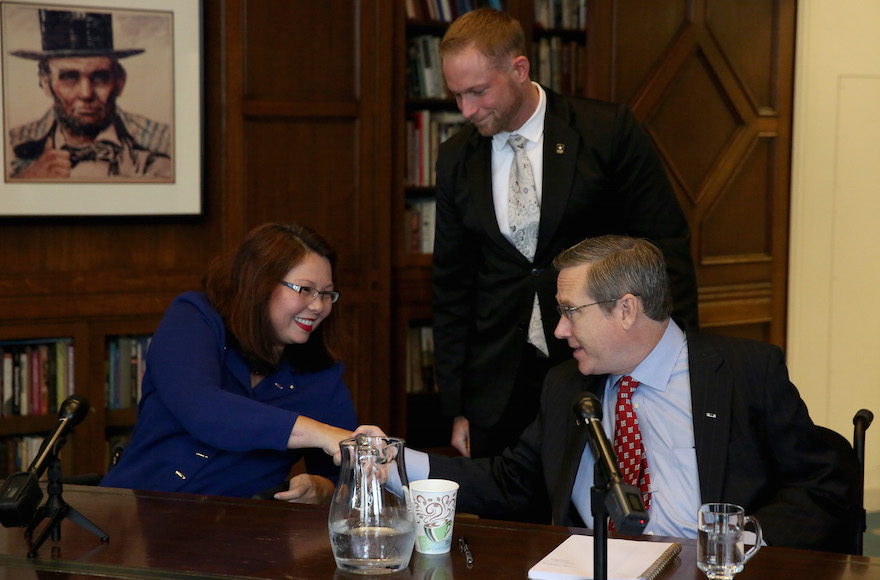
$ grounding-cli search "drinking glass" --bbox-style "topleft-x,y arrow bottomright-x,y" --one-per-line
697,503 -> 762,580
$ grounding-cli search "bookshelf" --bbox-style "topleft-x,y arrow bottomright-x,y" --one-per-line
0,316 -> 161,478
391,0 -> 590,448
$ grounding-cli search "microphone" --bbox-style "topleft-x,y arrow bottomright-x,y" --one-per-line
0,395 -> 90,527
573,391 -> 649,536
27,394 -> 90,477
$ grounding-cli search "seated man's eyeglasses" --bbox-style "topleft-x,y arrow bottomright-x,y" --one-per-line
556,298 -> 626,320
280,281 -> 340,304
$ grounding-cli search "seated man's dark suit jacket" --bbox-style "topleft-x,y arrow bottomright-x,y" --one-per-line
428,331 -> 857,553
432,86 -> 698,428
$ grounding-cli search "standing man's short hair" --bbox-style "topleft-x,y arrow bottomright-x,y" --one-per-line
438,8 -> 525,64
553,235 -> 673,321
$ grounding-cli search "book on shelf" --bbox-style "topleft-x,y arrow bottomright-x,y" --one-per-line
534,0 -> 588,30
407,35 -> 446,100
406,110 -> 465,187
106,335 -> 152,410
39,344 -> 50,416
532,37 -> 585,95
405,0 -> 506,22
2,350 -> 12,416
0,338 -> 74,418
528,535 -> 682,580
405,198 -> 436,255
0,435 -> 45,478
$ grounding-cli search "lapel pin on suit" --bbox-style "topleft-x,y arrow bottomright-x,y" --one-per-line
556,143 -> 565,154
706,412 -> 717,418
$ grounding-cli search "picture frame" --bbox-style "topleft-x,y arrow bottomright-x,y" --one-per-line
0,0 -> 202,216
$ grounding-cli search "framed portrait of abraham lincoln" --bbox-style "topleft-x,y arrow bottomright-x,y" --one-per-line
0,0 -> 202,216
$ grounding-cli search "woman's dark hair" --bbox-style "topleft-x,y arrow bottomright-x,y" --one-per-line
203,222 -> 339,374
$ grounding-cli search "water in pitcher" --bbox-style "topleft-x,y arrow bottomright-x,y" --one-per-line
329,517 -> 416,574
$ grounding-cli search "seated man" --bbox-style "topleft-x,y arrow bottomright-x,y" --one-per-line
393,235 -> 855,552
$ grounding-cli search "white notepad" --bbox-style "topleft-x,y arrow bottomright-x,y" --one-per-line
528,535 -> 682,580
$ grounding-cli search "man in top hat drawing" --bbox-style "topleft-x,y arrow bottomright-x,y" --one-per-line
7,9 -> 172,180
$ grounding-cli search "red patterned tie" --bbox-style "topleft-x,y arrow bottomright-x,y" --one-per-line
614,376 -> 651,511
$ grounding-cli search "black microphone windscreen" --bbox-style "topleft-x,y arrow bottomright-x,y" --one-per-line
573,391 -> 602,422
58,394 -> 90,427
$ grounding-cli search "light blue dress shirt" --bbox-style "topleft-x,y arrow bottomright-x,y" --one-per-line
571,321 -> 700,537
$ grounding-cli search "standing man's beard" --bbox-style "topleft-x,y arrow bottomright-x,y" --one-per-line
54,98 -> 116,139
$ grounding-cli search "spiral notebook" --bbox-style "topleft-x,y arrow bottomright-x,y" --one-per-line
528,535 -> 682,580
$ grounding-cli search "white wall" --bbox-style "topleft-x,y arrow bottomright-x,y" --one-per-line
789,0 -> 880,509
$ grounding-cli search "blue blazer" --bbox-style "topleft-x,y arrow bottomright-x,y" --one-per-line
101,292 -> 357,497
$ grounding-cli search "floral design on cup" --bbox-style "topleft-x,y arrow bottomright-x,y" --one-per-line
413,492 -> 457,542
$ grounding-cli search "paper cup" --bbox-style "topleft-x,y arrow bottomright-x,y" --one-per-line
410,479 -> 459,554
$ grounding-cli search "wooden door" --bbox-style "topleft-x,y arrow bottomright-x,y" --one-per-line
588,0 -> 796,345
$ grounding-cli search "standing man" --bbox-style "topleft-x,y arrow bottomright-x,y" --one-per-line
6,9 -> 172,180
433,8 -> 698,464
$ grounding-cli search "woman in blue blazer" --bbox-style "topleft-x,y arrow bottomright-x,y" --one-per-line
101,223 -> 358,501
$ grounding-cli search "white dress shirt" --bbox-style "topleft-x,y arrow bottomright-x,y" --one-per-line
490,82 -> 547,242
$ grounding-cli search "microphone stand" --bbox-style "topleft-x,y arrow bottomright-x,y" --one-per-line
590,462 -> 610,580
23,439 -> 109,558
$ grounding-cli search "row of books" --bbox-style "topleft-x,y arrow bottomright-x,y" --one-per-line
405,325 -> 436,394
406,198 -> 437,254
405,0 -> 505,23
407,35 -> 448,100
0,338 -> 74,418
406,109 -> 466,186
534,0 -> 588,30
106,335 -> 151,410
0,435 -> 45,477
532,36 -> 587,95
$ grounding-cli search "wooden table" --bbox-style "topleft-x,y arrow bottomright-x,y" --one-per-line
0,485 -> 877,579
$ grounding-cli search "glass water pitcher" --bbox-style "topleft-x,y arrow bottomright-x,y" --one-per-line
328,435 -> 415,575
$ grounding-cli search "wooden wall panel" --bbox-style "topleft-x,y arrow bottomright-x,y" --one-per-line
613,0 -> 688,105
232,0 -> 394,426
242,0 -> 357,102
648,49 -> 741,202
0,223 -> 213,301
591,0 -> 795,345
701,138 -> 774,260
242,120 -> 359,247
707,0 -> 777,109
0,222 -> 215,342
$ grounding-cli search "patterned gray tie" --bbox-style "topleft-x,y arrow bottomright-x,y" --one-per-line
507,134 -> 549,357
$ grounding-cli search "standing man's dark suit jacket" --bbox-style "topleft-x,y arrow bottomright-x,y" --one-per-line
433,87 -> 699,428
428,332 -> 857,553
